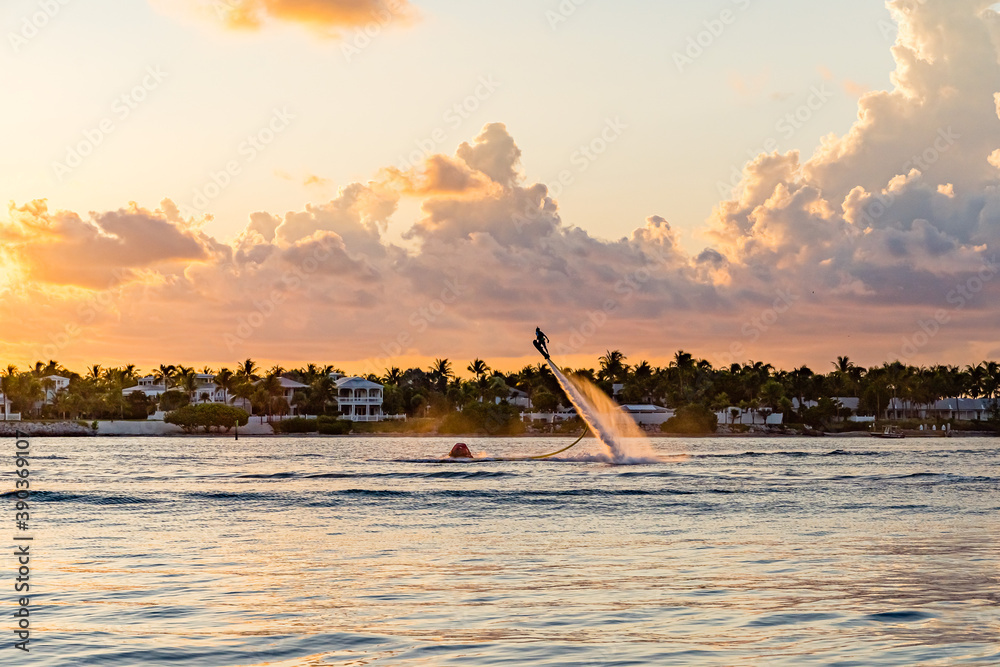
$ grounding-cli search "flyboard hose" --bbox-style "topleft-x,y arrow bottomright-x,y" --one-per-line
526,428 -> 587,459
523,357 -> 589,460
445,335 -> 591,461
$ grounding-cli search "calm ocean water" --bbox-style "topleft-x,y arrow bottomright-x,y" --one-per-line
2,435 -> 998,666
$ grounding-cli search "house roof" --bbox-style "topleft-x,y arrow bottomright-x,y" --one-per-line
620,404 -> 670,413
335,376 -> 383,390
887,397 -> 990,410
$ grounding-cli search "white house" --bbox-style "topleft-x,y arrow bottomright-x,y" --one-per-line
886,397 -> 993,421
335,376 -> 384,422
123,376 -> 168,399
41,375 -> 70,403
496,386 -> 532,410
0,392 -> 21,421
620,404 -> 674,426
275,377 -> 309,413
717,407 -> 784,426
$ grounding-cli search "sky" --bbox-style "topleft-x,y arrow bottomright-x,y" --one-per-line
1,0 -> 999,376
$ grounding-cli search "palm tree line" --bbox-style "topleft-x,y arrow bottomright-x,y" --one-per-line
3,353 -> 999,423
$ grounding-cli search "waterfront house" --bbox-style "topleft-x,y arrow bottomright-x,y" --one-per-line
620,404 -> 674,426
0,392 -> 20,421
41,375 -> 70,403
335,376 -> 385,422
123,376 -> 168,399
885,397 -> 993,421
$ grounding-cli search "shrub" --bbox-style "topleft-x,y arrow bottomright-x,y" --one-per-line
662,404 -> 718,434
438,402 -> 524,435
159,390 -> 189,412
317,415 -> 352,435
165,404 -> 249,434
272,417 -> 318,434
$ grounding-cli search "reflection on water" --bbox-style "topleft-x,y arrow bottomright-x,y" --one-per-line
2,436 -> 998,666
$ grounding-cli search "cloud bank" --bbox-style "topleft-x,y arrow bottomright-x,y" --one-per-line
4,0 -> 1000,370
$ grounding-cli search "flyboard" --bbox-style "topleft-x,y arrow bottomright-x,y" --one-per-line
433,331 -> 589,463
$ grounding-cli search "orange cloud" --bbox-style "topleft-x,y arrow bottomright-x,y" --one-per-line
207,0 -> 417,33
2,200 -> 216,289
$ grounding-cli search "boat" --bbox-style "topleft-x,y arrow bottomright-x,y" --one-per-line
871,425 -> 905,439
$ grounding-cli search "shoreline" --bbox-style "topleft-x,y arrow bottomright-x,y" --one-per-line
2,421 -> 996,438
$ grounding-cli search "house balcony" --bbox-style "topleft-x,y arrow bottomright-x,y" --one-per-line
339,397 -> 383,404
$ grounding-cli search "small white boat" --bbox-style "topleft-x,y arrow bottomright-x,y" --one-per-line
872,425 -> 905,439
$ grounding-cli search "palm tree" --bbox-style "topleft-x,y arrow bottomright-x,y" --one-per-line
382,367 -> 403,386
467,358 -> 489,380
259,372 -> 283,422
176,367 -> 198,403
87,364 -> 103,380
599,350 -> 628,383
309,375 -> 337,415
155,364 -> 176,392
231,378 -> 254,414
237,358 -> 259,381
214,368 -> 235,405
965,363 -> 986,400
429,358 -> 453,392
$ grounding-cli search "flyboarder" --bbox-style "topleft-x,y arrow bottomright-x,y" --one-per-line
533,327 -> 550,359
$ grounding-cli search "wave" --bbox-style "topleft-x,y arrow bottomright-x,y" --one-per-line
0,490 -> 157,504
237,470 -> 517,480
687,449 -> 888,459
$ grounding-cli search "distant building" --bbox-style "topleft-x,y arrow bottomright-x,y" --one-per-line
496,386 -> 532,410
123,376 -> 168,399
0,392 -> 21,421
886,397 -> 994,421
620,404 -> 674,426
717,407 -> 784,426
274,377 -> 309,414
41,375 -> 70,403
335,376 -> 385,422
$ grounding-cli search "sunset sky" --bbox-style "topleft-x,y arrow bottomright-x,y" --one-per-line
2,0 -> 1000,375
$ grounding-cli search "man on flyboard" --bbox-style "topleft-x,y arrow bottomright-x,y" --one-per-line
533,327 -> 550,360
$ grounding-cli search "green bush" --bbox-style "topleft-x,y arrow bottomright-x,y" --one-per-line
662,404 -> 718,434
159,390 -> 190,412
272,417 -> 318,434
438,402 -> 524,435
317,415 -> 352,435
165,404 -> 249,434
